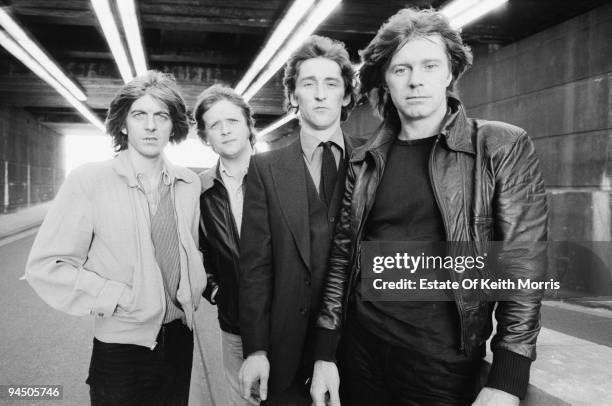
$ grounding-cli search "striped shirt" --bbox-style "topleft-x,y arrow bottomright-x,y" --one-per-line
140,172 -> 184,324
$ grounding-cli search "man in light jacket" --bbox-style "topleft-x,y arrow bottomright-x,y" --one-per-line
25,70 -> 205,406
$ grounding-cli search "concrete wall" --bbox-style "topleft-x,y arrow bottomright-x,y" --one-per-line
458,3 -> 612,295
0,105 -> 64,213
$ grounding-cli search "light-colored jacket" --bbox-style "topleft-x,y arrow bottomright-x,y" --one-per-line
25,151 -> 206,349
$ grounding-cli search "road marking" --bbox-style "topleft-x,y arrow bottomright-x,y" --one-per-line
0,227 -> 38,248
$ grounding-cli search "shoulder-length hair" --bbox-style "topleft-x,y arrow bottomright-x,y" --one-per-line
105,70 -> 189,152
283,35 -> 357,122
359,8 -> 473,128
192,84 -> 256,146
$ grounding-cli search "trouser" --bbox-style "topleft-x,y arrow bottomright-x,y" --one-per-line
221,330 -> 254,406
86,319 -> 193,406
262,349 -> 312,406
339,319 -> 482,406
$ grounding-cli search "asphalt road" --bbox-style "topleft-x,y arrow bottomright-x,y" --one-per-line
2,234 -> 611,405
0,235 -> 226,406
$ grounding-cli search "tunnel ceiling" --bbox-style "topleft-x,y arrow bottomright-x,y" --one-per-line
0,0 -> 608,137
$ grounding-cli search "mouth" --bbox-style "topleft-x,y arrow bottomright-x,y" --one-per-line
143,137 -> 158,142
405,96 -> 429,100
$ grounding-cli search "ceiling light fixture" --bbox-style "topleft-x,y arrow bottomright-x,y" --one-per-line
235,0 -> 315,95
242,0 -> 342,102
257,111 -> 298,138
0,30 -> 104,131
0,8 -> 86,101
116,0 -> 147,76
91,0 -> 133,82
441,0 -> 509,28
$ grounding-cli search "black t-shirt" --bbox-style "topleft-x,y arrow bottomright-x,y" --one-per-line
356,136 -> 462,355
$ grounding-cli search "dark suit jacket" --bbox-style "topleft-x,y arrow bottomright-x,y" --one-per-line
239,132 -> 356,394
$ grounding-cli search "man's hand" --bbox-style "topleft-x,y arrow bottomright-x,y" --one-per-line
310,360 -> 341,406
239,351 -> 269,405
472,387 -> 519,406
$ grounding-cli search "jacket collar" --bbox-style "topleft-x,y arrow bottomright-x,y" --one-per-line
112,150 -> 194,188
198,160 -> 220,193
441,96 -> 474,155
351,95 -> 474,163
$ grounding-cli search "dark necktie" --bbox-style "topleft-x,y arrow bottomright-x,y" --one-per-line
319,141 -> 338,206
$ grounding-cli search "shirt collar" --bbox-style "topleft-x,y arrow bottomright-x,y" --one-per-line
112,150 -> 193,187
219,158 -> 248,180
299,125 -> 345,162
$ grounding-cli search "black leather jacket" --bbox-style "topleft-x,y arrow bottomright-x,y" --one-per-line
199,163 -> 242,334
316,97 -> 548,366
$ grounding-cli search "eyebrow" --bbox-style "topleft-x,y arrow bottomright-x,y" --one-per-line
299,76 -> 342,82
389,58 -> 445,67
129,109 -> 170,114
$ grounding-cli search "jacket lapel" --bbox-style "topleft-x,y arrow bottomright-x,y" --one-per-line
270,138 -> 311,270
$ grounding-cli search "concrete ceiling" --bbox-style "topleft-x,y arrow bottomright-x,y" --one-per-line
0,0 -> 608,138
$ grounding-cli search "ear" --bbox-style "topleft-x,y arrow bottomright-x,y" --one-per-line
121,128 -> 127,135
342,93 -> 351,107
289,92 -> 298,109
445,69 -> 453,88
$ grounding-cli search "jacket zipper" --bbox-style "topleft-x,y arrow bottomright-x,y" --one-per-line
344,152 -> 383,317
428,135 -> 467,353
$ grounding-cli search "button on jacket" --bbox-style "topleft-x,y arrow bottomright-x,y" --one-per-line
25,151 -> 206,349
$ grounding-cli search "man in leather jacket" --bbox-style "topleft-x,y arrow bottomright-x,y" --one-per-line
310,8 -> 548,406
194,85 -> 255,406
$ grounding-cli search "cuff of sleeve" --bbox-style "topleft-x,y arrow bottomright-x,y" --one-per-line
92,280 -> 126,318
242,342 -> 268,359
313,328 -> 341,362
202,282 -> 218,304
486,349 -> 532,399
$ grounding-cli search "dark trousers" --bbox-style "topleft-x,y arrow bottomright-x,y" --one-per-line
263,345 -> 313,406
86,320 -> 193,406
339,319 -> 481,406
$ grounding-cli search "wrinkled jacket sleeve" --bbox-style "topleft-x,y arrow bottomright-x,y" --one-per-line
239,155 -> 273,357
314,159 -> 359,362
199,202 -> 219,304
25,169 -> 128,318
487,132 -> 548,396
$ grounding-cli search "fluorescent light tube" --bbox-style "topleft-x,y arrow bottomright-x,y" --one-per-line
257,111 -> 298,138
116,0 -> 147,76
0,30 -> 105,131
235,0 -> 315,95
0,8 -> 87,101
442,0 -> 509,28
440,0 -> 480,20
91,0 -> 133,83
242,0 -> 342,102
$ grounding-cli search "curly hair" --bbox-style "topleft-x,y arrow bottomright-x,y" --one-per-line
283,35 -> 357,121
359,8 -> 473,126
105,70 -> 189,152
192,84 -> 256,146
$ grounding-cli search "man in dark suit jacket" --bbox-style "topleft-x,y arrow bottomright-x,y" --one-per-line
238,35 -> 358,405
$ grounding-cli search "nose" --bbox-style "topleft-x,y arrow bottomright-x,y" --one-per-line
408,68 -> 424,88
219,120 -> 231,135
315,84 -> 327,101
145,114 -> 156,131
